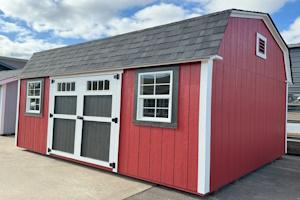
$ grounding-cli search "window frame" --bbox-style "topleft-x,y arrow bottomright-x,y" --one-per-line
256,32 -> 267,59
25,79 -> 44,115
134,66 -> 179,128
137,70 -> 173,123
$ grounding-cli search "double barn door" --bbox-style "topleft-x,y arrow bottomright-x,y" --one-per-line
47,73 -> 122,171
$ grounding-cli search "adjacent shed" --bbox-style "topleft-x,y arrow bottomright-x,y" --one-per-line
15,9 -> 291,195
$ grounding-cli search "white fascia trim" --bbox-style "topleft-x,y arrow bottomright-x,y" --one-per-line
198,58 -> 214,195
50,70 -> 124,79
15,80 -> 21,146
230,10 -> 292,84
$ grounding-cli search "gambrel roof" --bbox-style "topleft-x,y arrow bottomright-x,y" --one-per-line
21,10 -> 231,78
21,9 -> 291,83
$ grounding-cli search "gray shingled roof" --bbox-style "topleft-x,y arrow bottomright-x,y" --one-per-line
0,69 -> 23,82
21,9 -> 232,78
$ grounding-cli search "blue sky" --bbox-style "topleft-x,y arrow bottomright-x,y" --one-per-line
0,0 -> 300,58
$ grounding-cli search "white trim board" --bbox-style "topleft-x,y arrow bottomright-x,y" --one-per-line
15,80 -> 21,146
0,85 -> 7,135
285,83 -> 288,154
230,10 -> 292,84
197,58 -> 214,194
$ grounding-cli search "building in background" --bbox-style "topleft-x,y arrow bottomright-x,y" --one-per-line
0,57 -> 27,135
0,57 -> 27,71
287,43 -> 300,154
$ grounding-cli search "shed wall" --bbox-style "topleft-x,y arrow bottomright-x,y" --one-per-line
3,81 -> 18,134
118,63 -> 201,193
210,17 -> 286,192
17,78 -> 49,154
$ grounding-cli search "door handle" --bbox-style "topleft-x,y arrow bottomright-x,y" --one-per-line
77,116 -> 84,120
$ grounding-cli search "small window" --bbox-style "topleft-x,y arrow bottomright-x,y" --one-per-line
57,82 -> 75,92
136,70 -> 173,123
87,80 -> 110,91
256,33 -> 267,59
26,80 -> 43,114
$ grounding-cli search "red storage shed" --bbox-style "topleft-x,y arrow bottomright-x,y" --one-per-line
15,9 -> 291,195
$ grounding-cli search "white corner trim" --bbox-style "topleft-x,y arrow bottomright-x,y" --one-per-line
0,84 -> 7,135
198,59 -> 214,194
230,10 -> 292,84
15,80 -> 21,146
285,82 -> 288,154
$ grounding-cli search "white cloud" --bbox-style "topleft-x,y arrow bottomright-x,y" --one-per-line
281,17 -> 300,44
0,34 -> 63,58
189,0 -> 290,14
0,1 -> 202,58
0,0 -> 155,40
0,1 -> 201,40
105,3 -> 201,35
0,18 -> 29,36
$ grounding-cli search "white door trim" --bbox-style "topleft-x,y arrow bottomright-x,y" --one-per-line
47,71 -> 123,172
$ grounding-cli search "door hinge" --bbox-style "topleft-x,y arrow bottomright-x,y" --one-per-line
77,116 -> 84,120
48,148 -> 51,153
112,117 -> 118,123
114,74 -> 120,80
51,79 -> 55,84
50,113 -> 53,118
109,162 -> 116,169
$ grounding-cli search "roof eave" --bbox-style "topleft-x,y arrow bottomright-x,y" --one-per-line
20,55 -> 223,79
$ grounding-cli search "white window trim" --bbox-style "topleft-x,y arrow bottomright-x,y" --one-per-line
26,80 -> 42,114
136,70 -> 173,123
256,32 -> 267,59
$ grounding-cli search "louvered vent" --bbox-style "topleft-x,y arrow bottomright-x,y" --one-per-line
258,38 -> 265,54
256,33 -> 267,59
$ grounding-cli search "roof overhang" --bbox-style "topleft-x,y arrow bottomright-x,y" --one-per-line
0,77 -> 18,85
21,55 -> 223,79
230,10 -> 292,84
289,43 -> 300,48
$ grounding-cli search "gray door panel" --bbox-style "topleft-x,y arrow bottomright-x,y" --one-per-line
52,118 -> 76,153
81,121 -> 111,162
83,95 -> 112,117
54,96 -> 77,115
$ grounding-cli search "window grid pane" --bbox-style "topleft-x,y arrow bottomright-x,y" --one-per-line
27,81 -> 42,113
138,71 -> 172,122
57,82 -> 76,92
87,80 -> 110,91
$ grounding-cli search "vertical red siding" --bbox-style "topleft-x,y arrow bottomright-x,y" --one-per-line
17,78 -> 49,154
119,63 -> 200,193
210,18 -> 286,192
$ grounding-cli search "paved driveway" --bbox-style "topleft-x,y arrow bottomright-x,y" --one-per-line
2,136 -> 300,200
0,136 -> 151,200
127,155 -> 300,200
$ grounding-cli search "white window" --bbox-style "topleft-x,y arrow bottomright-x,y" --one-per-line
136,70 -> 173,123
256,32 -> 267,59
26,80 -> 42,114
57,82 -> 75,92
87,80 -> 110,91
